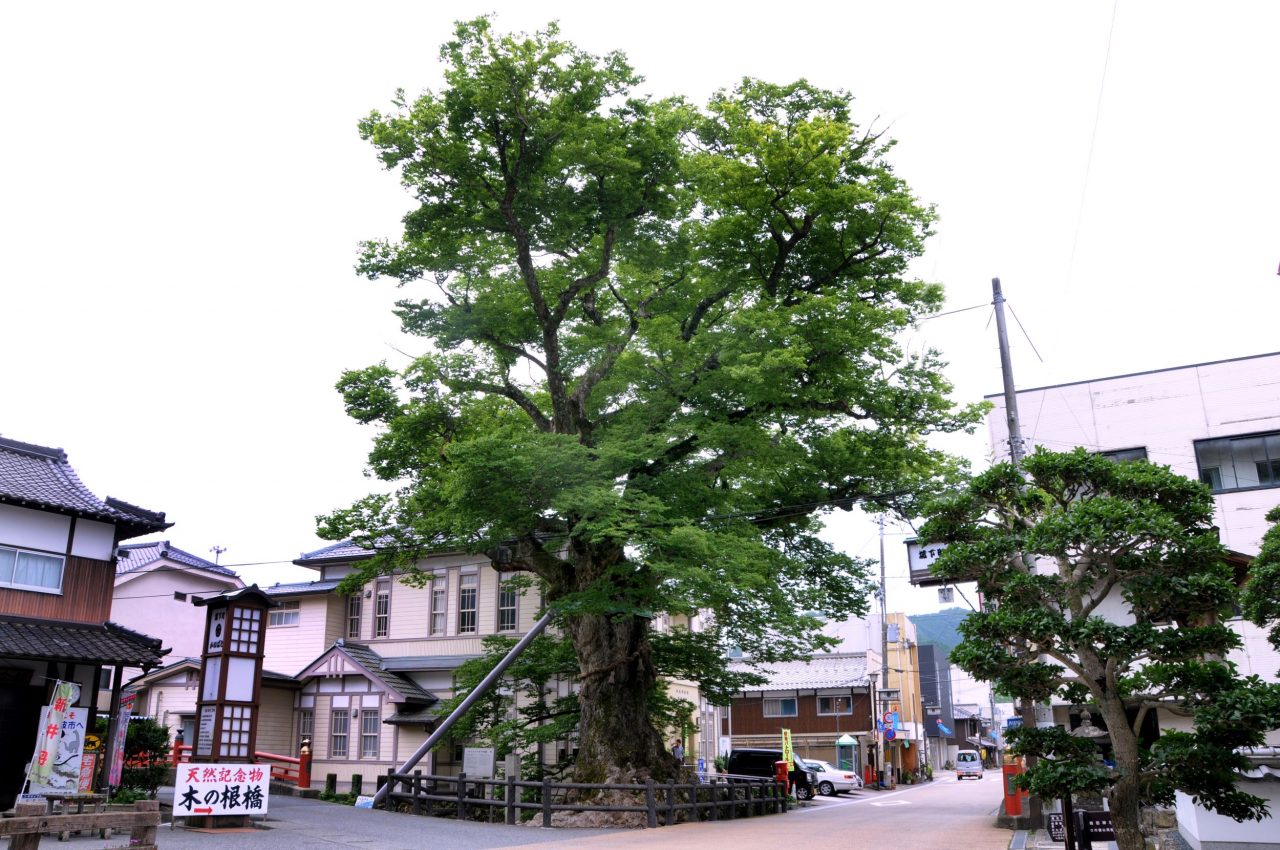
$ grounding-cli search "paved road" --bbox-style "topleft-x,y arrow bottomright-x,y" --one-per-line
511,771 -> 1012,850
5,772 -> 1011,850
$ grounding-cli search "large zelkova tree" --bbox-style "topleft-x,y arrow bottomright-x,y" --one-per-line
920,449 -> 1280,850
323,18 -> 981,789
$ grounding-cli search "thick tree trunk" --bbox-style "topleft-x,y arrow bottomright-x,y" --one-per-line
1108,772 -> 1144,850
1100,697 -> 1145,850
568,608 -> 670,784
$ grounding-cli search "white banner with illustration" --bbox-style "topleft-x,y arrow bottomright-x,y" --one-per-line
24,681 -> 85,797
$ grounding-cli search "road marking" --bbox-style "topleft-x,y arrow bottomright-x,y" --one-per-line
870,800 -> 911,807
794,783 -> 938,812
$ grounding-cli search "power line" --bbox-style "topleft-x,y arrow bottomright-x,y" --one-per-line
1064,0 -> 1121,291
919,302 -> 989,322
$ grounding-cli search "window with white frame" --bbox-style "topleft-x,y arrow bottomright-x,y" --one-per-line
299,709 -> 313,742
268,600 -> 300,627
498,574 -> 517,632
346,594 -> 362,639
0,546 -> 65,593
430,574 -> 447,635
361,709 -> 379,758
330,710 -> 349,758
818,695 -> 853,715
374,580 -> 390,638
763,697 -> 798,717
458,574 -> 478,634
1195,432 -> 1280,493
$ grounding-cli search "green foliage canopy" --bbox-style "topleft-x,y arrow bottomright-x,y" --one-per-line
326,17 -> 981,778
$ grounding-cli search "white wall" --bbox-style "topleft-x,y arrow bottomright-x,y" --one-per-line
986,352 -> 1280,557
1176,784 -> 1280,850
0,503 -> 70,552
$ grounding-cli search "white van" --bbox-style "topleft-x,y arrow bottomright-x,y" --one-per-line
955,749 -> 983,779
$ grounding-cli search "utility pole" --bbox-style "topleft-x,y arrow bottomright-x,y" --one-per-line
992,276 -> 1041,826
992,277 -> 1024,465
878,514 -> 890,787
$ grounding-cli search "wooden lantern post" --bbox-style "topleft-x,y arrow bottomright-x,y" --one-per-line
189,586 -> 274,827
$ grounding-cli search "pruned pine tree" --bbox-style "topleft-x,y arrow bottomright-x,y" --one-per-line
920,449 -> 1280,850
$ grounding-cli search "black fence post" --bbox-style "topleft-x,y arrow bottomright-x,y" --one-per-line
412,770 -> 423,816
666,779 -> 676,826
542,776 -> 553,828
644,778 -> 658,828
456,772 -> 468,820
1075,810 -> 1093,850
506,774 -> 516,825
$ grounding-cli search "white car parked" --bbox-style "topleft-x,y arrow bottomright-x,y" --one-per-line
801,759 -> 863,795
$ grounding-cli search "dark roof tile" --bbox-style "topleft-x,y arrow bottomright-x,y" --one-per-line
331,640 -> 436,703
0,436 -> 170,539
0,617 -> 167,668
117,541 -> 238,578
264,579 -> 342,597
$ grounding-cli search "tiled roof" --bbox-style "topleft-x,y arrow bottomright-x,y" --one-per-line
292,534 -> 454,567
331,640 -> 437,703
116,540 -> 238,578
293,540 -> 379,566
0,436 -> 170,540
384,704 -> 441,725
263,579 -> 342,597
126,657 -> 296,688
381,655 -> 481,672
730,653 -> 869,691
0,617 -> 167,668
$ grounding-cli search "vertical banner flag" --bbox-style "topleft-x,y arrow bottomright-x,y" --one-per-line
781,728 -> 793,764
108,693 -> 136,787
27,681 -> 81,787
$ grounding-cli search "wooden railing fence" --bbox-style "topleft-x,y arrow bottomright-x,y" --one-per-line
165,743 -> 311,789
382,770 -> 790,826
0,800 -> 160,850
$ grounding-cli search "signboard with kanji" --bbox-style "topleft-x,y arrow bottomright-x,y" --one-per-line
1047,813 -> 1065,842
78,753 -> 97,793
463,747 -> 495,779
173,764 -> 270,816
905,538 -> 949,587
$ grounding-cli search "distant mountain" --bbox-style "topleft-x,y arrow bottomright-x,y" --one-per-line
908,607 -> 973,660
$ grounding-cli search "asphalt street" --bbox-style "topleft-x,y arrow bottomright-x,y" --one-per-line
3,772 -> 1012,850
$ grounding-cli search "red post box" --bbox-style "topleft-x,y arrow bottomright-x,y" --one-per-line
1002,762 -> 1025,816
774,760 -> 791,792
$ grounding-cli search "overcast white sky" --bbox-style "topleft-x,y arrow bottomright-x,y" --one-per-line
3,2 -> 1278,612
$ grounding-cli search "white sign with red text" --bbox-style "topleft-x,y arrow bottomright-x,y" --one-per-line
173,763 -> 270,816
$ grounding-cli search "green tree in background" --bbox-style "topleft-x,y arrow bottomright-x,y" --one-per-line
1242,504 -> 1280,651
325,17 -> 980,788
920,449 -> 1280,850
